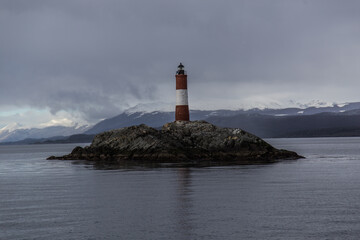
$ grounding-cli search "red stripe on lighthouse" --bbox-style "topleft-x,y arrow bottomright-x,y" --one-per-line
176,105 -> 189,121
176,75 -> 187,89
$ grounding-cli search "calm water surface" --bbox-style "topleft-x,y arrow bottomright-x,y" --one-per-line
1,138 -> 360,239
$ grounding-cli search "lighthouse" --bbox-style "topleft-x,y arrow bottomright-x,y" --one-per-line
175,63 -> 190,121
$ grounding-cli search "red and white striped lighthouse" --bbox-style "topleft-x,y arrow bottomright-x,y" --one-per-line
175,63 -> 190,121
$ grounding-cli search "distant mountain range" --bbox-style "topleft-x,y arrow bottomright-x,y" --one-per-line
84,102 -> 360,136
0,124 -> 90,143
3,102 -> 360,144
207,112 -> 360,138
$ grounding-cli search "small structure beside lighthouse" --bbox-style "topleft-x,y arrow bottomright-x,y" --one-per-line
175,63 -> 190,121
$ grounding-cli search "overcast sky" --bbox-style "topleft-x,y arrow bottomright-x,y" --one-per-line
1,0 -> 360,128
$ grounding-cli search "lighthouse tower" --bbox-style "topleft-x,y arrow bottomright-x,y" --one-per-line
175,63 -> 190,121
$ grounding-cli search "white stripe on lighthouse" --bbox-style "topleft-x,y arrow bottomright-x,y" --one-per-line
176,89 -> 188,105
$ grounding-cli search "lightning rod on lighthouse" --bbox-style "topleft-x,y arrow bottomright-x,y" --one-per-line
175,63 -> 190,121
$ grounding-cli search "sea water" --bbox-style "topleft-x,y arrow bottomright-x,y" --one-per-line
1,138 -> 360,239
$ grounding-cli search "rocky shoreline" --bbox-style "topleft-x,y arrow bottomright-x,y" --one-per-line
48,121 -> 303,164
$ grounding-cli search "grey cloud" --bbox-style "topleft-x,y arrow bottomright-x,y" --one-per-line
1,0 -> 360,123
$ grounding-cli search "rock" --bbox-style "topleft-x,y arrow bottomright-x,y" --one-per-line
48,121 -> 303,164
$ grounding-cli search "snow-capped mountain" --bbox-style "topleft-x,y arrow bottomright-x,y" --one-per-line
4,101 -> 360,143
124,102 -> 174,114
85,101 -> 360,135
287,100 -> 335,109
0,122 -> 25,132
0,123 -> 90,143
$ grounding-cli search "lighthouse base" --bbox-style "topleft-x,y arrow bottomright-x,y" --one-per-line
175,105 -> 189,121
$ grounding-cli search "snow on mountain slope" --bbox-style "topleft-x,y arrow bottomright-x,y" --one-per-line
0,123 -> 91,143
125,102 -> 174,114
0,123 -> 25,132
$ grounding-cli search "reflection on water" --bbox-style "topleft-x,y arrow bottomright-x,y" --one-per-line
88,160 -> 283,171
1,138 -> 360,239
176,168 -> 193,239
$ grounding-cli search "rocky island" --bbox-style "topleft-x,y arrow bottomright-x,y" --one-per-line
48,121 -> 302,165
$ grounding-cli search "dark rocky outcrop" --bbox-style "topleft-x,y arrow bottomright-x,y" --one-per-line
48,121 -> 302,164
